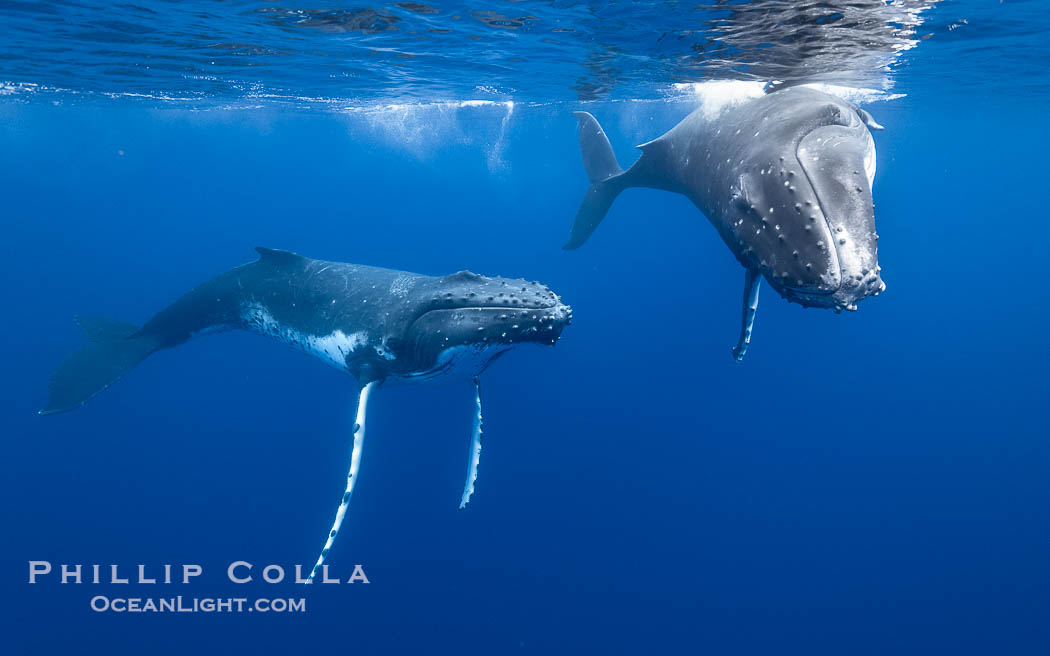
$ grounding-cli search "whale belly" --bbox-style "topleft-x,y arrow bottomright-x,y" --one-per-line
240,302 -> 366,372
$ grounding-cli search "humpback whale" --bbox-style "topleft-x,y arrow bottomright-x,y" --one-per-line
40,247 -> 572,581
564,85 -> 886,359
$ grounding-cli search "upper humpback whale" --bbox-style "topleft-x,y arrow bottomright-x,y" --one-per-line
40,247 -> 572,581
564,85 -> 886,359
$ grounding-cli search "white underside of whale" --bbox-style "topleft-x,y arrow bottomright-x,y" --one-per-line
240,303 -> 369,371
242,302 -> 512,384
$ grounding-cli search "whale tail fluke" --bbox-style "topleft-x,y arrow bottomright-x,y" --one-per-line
575,111 -> 623,183
564,112 -> 631,250
39,316 -> 161,415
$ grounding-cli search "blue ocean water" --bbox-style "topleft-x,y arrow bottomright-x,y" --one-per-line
2,1 -> 1049,654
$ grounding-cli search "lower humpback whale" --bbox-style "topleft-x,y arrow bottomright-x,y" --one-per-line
40,247 -> 572,581
564,85 -> 886,360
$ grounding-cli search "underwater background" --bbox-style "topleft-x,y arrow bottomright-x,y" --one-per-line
1,1 -> 1048,653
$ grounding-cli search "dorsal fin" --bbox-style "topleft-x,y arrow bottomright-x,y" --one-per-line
254,247 -> 306,266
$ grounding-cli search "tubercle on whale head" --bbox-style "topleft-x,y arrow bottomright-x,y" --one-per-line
420,270 -> 564,315
771,269 -> 886,312
750,227 -> 885,312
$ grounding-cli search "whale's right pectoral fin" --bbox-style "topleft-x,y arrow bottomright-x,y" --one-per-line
564,112 -> 631,250
731,268 -> 762,362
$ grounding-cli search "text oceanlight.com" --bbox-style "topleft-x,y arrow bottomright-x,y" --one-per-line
90,596 -> 305,613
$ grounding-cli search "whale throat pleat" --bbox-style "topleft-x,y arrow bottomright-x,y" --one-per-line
306,381 -> 375,584
459,377 -> 484,509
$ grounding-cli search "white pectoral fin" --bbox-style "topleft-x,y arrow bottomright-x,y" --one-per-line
732,268 -> 761,362
458,377 -> 484,509
306,380 -> 375,584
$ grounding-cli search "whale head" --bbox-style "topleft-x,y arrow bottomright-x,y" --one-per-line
383,271 -> 572,381
734,90 -> 885,312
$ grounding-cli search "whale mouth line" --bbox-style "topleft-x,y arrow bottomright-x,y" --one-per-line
418,303 -> 556,317
412,303 -> 569,329
781,283 -> 835,296
405,304 -> 571,353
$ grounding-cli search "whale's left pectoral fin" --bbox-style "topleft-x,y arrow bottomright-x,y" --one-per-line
731,269 -> 761,362
856,108 -> 884,131
306,380 -> 376,584
458,377 -> 484,509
